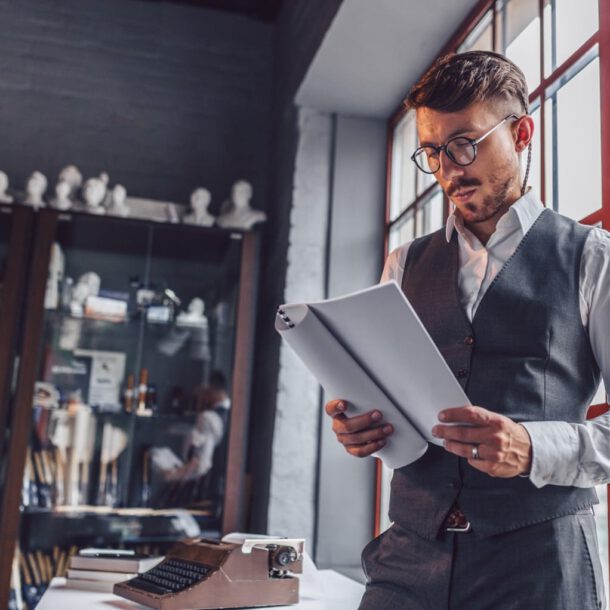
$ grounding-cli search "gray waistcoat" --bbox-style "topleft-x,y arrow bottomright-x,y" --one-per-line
390,209 -> 600,538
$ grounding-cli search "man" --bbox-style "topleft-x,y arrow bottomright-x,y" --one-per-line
326,51 -> 610,609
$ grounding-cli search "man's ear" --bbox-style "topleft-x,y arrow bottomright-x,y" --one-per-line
515,115 -> 534,152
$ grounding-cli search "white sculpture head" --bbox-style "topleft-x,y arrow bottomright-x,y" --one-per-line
53,180 -> 72,210
99,172 -> 109,185
188,297 -> 205,317
25,171 -> 48,206
0,171 -> 12,203
58,165 -> 83,189
72,272 -> 101,305
83,178 -> 106,208
55,180 -> 71,199
231,180 -> 253,210
113,184 -> 127,206
190,188 -> 211,213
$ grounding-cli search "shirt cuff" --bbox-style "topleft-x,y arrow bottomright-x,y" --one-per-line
520,421 -> 579,488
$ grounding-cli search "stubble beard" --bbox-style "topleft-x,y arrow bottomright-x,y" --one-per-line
462,175 -> 513,224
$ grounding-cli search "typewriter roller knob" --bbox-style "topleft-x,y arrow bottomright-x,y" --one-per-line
273,546 -> 299,568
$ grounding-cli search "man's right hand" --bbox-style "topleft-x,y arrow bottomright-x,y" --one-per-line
325,399 -> 394,458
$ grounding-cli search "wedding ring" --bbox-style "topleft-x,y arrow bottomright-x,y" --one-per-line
471,445 -> 481,460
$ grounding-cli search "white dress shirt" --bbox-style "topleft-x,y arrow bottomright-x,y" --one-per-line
381,190 -> 610,488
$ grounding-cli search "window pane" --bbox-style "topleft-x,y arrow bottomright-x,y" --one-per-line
544,96 -> 555,208
528,104 -> 542,199
458,10 -> 493,53
595,484 -> 609,603
544,0 -> 599,74
545,57 -> 601,220
415,205 -> 424,237
389,210 -> 415,252
416,162 -> 436,197
422,189 -> 445,236
390,112 -> 417,221
498,0 -> 541,93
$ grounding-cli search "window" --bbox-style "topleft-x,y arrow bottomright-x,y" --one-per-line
383,0 -> 610,589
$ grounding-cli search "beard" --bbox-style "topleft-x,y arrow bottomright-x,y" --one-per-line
446,167 -> 517,224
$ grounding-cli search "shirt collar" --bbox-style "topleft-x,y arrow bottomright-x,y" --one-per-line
444,188 -> 545,243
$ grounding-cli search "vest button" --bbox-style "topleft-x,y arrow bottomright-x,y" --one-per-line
450,479 -> 461,489
456,368 -> 468,379
464,335 -> 475,345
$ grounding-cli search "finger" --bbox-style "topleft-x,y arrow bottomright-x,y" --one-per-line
438,405 -> 496,426
432,424 -> 489,444
337,423 -> 394,447
332,410 -> 384,434
345,439 -> 386,458
325,399 -> 348,417
442,440 -> 491,462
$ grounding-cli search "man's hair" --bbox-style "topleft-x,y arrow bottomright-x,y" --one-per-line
406,51 -> 529,114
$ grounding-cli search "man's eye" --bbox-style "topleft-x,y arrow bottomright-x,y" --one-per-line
452,139 -> 471,149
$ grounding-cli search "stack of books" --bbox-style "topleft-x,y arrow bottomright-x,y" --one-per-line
65,548 -> 163,593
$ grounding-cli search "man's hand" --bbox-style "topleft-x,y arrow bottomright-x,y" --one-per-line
325,400 -> 394,458
432,406 -> 532,477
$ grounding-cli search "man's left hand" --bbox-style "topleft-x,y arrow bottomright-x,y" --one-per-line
432,406 -> 532,478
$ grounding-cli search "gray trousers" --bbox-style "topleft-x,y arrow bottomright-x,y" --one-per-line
359,510 -> 606,610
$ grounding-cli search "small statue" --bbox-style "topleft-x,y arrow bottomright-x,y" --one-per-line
57,165 -> 83,200
0,171 -> 13,203
109,184 -> 130,217
183,188 -> 214,226
23,171 -> 48,209
176,297 -> 208,327
51,181 -> 73,211
70,271 -> 101,317
216,180 -> 266,230
82,178 -> 107,215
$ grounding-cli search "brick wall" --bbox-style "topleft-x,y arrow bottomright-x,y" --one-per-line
0,0 -> 273,209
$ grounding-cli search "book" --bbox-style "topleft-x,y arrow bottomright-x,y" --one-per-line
67,568 -> 138,582
69,553 -> 163,573
64,578 -> 119,593
275,280 -> 471,469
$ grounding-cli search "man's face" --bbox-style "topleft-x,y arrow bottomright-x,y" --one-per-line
416,100 -> 523,225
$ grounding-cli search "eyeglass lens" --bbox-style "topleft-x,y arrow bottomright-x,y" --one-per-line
413,137 -> 477,173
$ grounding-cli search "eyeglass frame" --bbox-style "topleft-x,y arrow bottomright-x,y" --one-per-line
410,113 -> 520,174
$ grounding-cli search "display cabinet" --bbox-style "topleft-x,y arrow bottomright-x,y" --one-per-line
0,207 -> 259,608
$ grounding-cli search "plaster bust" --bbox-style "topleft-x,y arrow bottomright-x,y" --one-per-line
183,188 -> 214,226
109,184 -> 130,217
82,178 -> 107,215
0,171 -> 13,203
24,171 -> 48,209
216,180 -> 266,230
51,180 -> 72,210
58,165 -> 83,199
70,272 -> 101,317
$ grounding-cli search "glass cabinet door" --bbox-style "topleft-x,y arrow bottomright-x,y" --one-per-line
10,209 -> 253,606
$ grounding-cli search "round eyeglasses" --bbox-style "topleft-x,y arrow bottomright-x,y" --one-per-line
410,114 -> 519,174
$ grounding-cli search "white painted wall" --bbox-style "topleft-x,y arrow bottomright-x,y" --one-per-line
268,108 -> 333,544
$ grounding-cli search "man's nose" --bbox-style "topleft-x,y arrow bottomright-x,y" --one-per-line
438,150 -> 465,182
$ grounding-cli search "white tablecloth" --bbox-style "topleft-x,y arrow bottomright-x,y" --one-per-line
36,569 -> 364,610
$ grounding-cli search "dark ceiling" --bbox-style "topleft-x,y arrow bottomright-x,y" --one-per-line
145,0 -> 284,22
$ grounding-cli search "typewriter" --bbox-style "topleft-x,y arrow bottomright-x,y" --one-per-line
113,535 -> 305,610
